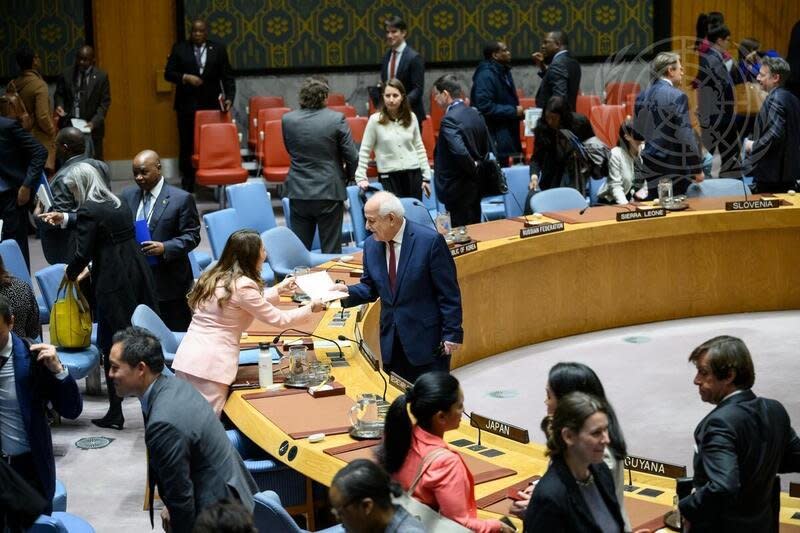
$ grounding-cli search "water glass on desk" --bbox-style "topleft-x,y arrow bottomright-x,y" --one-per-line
657,177 -> 673,205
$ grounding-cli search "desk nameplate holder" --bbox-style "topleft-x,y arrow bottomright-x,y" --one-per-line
624,455 -> 687,479
725,198 -> 781,211
469,412 -> 529,444
616,208 -> 667,222
388,372 -> 412,392
520,221 -> 564,239
450,241 -> 478,257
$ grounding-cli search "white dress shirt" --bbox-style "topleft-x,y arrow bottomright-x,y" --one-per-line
137,177 -> 165,224
385,41 -> 407,79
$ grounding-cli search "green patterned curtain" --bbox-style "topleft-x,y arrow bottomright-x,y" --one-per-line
0,0 -> 86,79
183,0 -> 653,71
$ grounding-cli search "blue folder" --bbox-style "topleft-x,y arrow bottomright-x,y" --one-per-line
134,219 -> 158,266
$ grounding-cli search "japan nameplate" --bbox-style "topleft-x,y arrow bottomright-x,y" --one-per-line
519,221 -> 564,238
469,412 -> 530,443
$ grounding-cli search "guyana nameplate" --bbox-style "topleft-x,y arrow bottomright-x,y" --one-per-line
519,222 -> 564,238
389,372 -> 412,392
616,208 -> 666,222
450,241 -> 478,257
624,455 -> 687,479
469,412 -> 529,443
725,198 -> 781,211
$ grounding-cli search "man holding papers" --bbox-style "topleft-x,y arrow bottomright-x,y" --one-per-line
340,191 -> 463,383
120,150 -> 201,331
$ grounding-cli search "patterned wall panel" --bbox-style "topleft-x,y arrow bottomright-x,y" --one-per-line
183,0 -> 654,71
0,0 -> 86,79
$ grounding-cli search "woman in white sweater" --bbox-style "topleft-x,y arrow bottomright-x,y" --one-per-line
355,79 -> 431,200
597,119 -> 644,205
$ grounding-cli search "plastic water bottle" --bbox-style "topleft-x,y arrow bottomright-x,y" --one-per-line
258,342 -> 273,388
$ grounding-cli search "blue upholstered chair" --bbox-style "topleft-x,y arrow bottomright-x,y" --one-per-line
188,251 -> 203,280
203,208 -> 275,284
52,479 -> 67,512
27,512 -> 95,532
226,181 -> 278,234
529,187 -> 588,213
261,227 -> 340,278
588,177 -> 607,206
399,198 -> 436,229
130,305 -> 182,365
480,195 -> 506,221
0,239 -> 50,324
253,491 -> 344,533
686,178 -> 749,198
280,197 -> 359,254
345,183 -> 384,247
502,165 -> 531,218
421,173 -> 439,218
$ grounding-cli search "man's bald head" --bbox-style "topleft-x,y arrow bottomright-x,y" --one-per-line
132,150 -> 163,192
56,127 -> 86,159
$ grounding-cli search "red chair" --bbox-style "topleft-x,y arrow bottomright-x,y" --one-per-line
327,93 -> 346,106
625,92 -> 637,118
247,96 -> 284,150
261,120 -> 290,184
196,123 -> 248,207
421,114 -> 435,167
329,105 -> 357,118
516,88 -> 526,98
605,82 -> 640,106
576,94 -> 601,117
255,107 -> 291,163
590,104 -> 626,147
192,110 -> 232,169
519,97 -> 537,110
346,116 -> 368,144
430,92 -> 444,139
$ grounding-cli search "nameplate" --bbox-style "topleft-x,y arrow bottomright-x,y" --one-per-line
450,241 -> 478,257
389,372 -> 412,392
469,412 -> 530,444
790,482 -> 800,498
520,222 -> 565,239
624,455 -> 686,479
359,346 -> 379,371
724,198 -> 781,211
616,208 -> 666,222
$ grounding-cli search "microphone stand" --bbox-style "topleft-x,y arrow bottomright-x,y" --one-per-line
464,410 -> 483,447
271,328 -> 344,358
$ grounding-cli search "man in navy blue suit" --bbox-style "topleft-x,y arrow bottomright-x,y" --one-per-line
379,16 -> 425,131
634,52 -> 703,196
340,191 -> 462,383
743,56 -> 800,193
120,150 -> 201,331
0,295 -> 82,516
433,75 -> 492,227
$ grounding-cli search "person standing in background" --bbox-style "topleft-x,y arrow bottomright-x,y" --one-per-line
380,16 -> 425,131
13,47 -> 56,173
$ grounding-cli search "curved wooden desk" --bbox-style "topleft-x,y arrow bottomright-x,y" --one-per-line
226,195 -> 800,530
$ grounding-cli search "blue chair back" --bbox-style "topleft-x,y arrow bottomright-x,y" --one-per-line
400,198 -> 436,229
261,226 -> 313,277
529,187 -> 588,213
0,240 -> 30,279
254,491 -> 304,533
588,177 -> 607,206
421,173 -> 438,213
281,197 -> 322,251
203,208 -> 246,260
188,251 -> 202,279
686,178 -> 748,198
345,183 -> 383,247
502,165 -> 530,217
226,181 -> 278,234
34,263 -> 68,310
131,305 -> 180,353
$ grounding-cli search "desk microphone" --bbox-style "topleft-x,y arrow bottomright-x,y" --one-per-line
579,203 -> 590,215
463,411 -> 483,446
271,328 -> 344,358
337,334 -> 388,401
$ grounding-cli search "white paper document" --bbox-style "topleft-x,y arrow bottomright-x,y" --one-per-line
70,118 -> 92,133
524,108 -> 543,137
294,271 -> 348,302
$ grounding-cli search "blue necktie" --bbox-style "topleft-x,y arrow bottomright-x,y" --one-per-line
140,193 -> 152,221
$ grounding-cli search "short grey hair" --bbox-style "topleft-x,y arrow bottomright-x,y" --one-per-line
652,52 -> 680,78
762,56 -> 791,87
62,162 -> 121,208
374,191 -> 405,218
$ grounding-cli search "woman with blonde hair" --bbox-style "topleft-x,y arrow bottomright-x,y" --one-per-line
171,230 -> 326,415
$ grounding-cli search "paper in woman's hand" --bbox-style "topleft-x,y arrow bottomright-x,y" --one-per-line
294,271 -> 348,302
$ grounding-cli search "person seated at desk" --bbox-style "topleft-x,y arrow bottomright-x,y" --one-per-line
523,392 -> 625,533
381,372 -> 514,532
527,96 -> 585,197
171,229 -> 325,416
596,119 -> 644,205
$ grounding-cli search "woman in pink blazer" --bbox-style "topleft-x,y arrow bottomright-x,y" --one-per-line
381,372 -> 515,532
171,229 -> 325,415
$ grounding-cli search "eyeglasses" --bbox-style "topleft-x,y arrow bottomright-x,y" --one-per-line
330,497 -> 365,520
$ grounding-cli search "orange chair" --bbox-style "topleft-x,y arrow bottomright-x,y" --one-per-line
605,81 -> 640,106
421,114 -> 435,167
255,107 -> 291,163
625,92 -> 637,118
247,96 -> 284,150
590,104 -> 626,147
329,105 -> 357,118
430,91 -> 444,139
516,88 -> 526,98
576,94 -> 601,117
261,120 -> 290,184
192,110 -> 232,169
346,116 -> 368,144
519,97 -> 537,110
327,93 -> 346,106
196,123 -> 248,206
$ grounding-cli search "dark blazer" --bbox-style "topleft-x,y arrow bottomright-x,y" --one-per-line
535,51 -> 582,112
744,87 -> 800,189
523,455 -> 624,533
696,48 -> 735,129
164,39 -> 236,112
633,79 -> 702,180
470,60 -> 521,162
0,117 -> 46,190
679,389 -> 800,533
53,66 -> 111,138
381,45 -> 426,127
10,333 -> 82,512
39,154 -> 110,265
145,375 -> 257,533
344,220 -> 463,367
282,108 -> 358,201
433,102 -> 492,207
120,182 -> 201,301
65,199 -> 158,330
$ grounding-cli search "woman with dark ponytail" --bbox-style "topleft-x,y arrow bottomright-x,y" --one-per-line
380,372 -> 513,532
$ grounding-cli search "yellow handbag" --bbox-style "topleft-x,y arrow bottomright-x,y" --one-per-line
50,277 -> 93,348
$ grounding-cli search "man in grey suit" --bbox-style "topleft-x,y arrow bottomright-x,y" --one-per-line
39,127 -> 110,265
108,327 -> 256,533
120,150 -> 200,331
54,46 -> 111,160
282,77 -> 358,254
